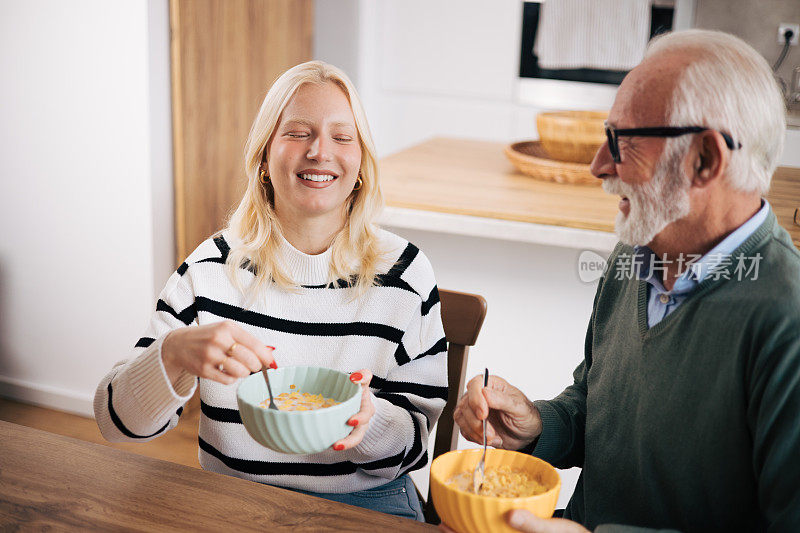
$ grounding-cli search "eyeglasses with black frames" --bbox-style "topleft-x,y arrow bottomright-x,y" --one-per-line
603,122 -> 742,164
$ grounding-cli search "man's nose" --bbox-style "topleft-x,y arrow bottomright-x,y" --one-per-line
590,141 -> 616,180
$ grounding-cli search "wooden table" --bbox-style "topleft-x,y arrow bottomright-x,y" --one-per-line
379,137 -> 800,249
0,421 -> 436,532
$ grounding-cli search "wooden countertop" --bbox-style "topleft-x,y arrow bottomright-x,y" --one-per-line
0,421 -> 435,532
768,166 -> 800,248
380,137 -> 800,248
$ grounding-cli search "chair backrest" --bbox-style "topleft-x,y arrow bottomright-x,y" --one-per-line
423,288 -> 487,522
432,288 -> 487,461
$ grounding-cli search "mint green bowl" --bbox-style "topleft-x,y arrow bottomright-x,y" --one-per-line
236,366 -> 361,455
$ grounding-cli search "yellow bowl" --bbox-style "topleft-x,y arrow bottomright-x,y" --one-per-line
430,449 -> 561,533
536,110 -> 608,164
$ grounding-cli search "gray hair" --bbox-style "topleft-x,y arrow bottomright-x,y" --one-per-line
646,30 -> 786,195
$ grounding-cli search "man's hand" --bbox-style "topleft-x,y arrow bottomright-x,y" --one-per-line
453,374 -> 542,450
506,510 -> 590,533
439,510 -> 590,533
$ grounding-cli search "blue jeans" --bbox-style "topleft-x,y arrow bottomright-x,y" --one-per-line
290,475 -> 424,522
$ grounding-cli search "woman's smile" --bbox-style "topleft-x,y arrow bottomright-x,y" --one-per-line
297,168 -> 339,188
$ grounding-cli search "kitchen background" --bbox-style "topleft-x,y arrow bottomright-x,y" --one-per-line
1,0 -> 798,508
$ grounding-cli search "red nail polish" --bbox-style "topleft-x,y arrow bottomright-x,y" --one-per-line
333,444 -> 344,451
350,372 -> 362,382
266,346 -> 275,350
269,361 -> 277,369
347,420 -> 359,427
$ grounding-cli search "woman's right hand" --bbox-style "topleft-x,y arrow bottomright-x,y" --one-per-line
161,321 -> 276,386
453,374 -> 542,451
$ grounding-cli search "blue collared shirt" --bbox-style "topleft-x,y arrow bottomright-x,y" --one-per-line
635,200 -> 769,328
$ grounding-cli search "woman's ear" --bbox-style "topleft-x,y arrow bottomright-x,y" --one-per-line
691,131 -> 728,188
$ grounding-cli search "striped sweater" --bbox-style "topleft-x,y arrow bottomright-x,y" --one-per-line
94,229 -> 448,493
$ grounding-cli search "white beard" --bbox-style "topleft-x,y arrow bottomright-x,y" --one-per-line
602,147 -> 691,246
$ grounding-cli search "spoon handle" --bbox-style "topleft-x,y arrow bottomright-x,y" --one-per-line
482,367 -> 488,453
262,367 -> 279,410
473,367 -> 488,494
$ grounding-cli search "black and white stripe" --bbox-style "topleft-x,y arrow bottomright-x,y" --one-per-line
107,381 -> 182,439
94,229 -> 447,493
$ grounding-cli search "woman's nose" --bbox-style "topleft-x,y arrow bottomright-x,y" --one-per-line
589,141 -> 616,180
306,136 -> 331,162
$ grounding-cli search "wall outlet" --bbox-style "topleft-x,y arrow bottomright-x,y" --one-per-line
778,23 -> 799,45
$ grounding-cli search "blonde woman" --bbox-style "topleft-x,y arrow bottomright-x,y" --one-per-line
94,61 -> 447,521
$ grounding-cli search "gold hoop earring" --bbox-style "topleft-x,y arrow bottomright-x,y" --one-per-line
259,169 -> 270,184
353,173 -> 363,191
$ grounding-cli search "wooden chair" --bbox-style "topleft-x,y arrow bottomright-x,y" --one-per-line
418,288 -> 487,523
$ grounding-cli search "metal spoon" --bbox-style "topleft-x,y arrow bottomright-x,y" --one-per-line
472,367 -> 489,494
262,367 -> 280,410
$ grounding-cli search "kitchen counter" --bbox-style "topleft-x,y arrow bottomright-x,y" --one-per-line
379,137 -> 800,251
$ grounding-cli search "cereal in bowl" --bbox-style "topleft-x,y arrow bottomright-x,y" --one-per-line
258,388 -> 341,411
446,465 -> 548,497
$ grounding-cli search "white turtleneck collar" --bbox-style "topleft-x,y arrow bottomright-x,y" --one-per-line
277,233 -> 333,286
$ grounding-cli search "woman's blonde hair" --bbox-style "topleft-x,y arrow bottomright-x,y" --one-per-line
223,61 -> 385,297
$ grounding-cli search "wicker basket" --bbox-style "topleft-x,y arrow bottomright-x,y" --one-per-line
536,110 -> 607,164
504,141 -> 599,186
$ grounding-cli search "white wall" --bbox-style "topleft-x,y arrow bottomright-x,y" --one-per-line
0,0 -> 172,416
314,0 -> 361,88
148,0 -> 176,295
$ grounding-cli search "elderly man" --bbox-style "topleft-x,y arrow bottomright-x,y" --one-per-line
451,30 -> 800,533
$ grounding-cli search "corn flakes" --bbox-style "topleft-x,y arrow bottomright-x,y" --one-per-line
446,465 -> 548,497
259,386 -> 340,411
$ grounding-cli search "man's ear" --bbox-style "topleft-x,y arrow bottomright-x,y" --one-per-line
691,131 -> 728,188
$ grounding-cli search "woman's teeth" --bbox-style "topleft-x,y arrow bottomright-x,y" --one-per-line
298,173 -> 336,182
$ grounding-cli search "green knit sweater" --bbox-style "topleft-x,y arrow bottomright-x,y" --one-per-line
532,210 -> 800,532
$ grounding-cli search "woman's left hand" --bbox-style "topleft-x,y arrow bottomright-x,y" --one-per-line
332,368 -> 375,451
